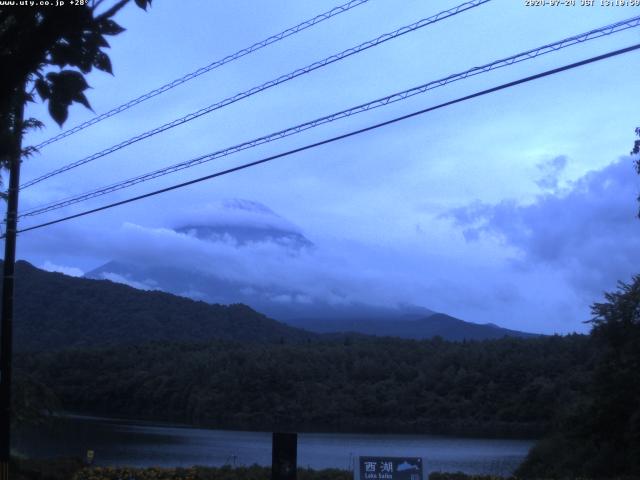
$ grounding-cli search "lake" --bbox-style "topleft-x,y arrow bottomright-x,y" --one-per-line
14,415 -> 534,476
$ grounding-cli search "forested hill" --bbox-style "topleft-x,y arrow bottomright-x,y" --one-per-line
4,260 -> 317,352
5,260 -> 538,352
19,334 -> 593,438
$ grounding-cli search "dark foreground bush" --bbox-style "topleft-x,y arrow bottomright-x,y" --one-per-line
429,473 -> 506,480
13,461 -> 639,480
12,456 -> 84,480
71,466 -> 352,480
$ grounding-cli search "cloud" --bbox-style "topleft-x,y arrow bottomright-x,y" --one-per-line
535,155 -> 567,191
19,201 -> 412,310
21,191 -> 615,334
49,199 -> 413,309
40,261 -> 84,277
160,199 -> 303,234
444,157 -> 640,300
107,221 -> 406,306
97,272 -> 158,291
92,217 -> 577,333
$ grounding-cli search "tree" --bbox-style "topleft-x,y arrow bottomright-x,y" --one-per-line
517,276 -> 640,478
587,276 -> 640,475
0,1 -> 151,476
631,127 -> 640,217
1,0 -> 152,158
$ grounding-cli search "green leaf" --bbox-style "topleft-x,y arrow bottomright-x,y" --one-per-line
21,145 -> 40,159
134,0 -> 151,10
55,70 -> 89,95
72,92 -> 92,111
45,70 -> 92,123
78,53 -> 93,74
94,33 -> 110,48
49,42 -> 82,68
23,118 -> 45,131
93,51 -> 113,74
34,79 -> 51,100
48,99 -> 68,126
99,19 -> 125,36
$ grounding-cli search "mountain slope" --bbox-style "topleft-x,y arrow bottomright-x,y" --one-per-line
85,259 -> 441,324
4,261 -> 316,352
285,313 -> 539,340
83,198 -> 539,339
85,257 -> 537,340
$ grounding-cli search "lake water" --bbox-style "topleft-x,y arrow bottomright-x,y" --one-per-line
14,415 -> 534,476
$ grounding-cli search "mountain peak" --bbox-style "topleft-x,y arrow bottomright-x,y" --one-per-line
172,199 -> 313,248
222,199 -> 277,215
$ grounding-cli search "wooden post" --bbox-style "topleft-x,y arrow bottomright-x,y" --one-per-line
272,432 -> 297,480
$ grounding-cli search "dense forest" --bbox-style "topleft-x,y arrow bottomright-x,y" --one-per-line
18,334 -> 592,439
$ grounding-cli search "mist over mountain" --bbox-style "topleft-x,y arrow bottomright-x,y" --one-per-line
85,260 -> 439,323
85,199 -> 432,321
175,225 -> 313,250
82,199 -> 537,340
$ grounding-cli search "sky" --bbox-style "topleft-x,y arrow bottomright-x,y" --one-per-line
12,0 -> 640,334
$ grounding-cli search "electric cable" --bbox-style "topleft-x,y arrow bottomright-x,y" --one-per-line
34,0 -> 373,150
20,14 -> 640,218
14,42 -> 640,237
20,0 -> 490,189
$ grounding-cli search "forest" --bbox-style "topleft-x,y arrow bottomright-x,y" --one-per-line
18,334 -> 592,438
12,275 -> 640,478
5,260 -> 316,352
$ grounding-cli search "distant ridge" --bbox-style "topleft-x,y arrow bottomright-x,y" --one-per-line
83,210 -> 538,340
284,312 -> 539,341
86,255 -> 538,340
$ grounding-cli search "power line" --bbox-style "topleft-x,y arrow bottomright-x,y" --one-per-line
14,42 -> 640,237
20,14 -> 640,219
20,0 -> 489,190
33,0 -> 373,150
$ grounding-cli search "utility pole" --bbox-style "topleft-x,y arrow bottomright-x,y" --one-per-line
0,83 -> 24,480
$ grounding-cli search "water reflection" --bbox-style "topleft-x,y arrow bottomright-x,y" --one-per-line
14,415 -> 533,476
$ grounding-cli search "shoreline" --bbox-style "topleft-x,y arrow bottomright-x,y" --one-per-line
54,411 -> 540,441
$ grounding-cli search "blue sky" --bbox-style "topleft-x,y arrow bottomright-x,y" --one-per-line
15,0 -> 640,333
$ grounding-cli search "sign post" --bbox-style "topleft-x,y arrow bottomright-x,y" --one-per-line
355,457 -> 424,480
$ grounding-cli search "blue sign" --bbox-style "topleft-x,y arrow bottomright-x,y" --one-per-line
358,457 -> 423,480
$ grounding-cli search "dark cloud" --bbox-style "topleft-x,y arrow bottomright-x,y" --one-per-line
444,157 -> 640,299
536,155 -> 567,191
